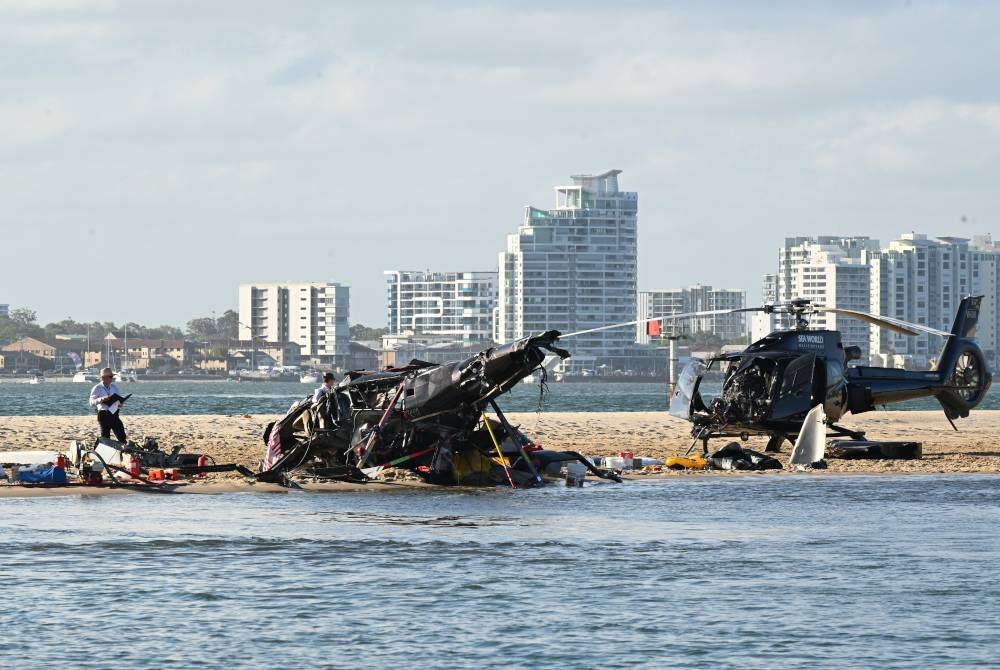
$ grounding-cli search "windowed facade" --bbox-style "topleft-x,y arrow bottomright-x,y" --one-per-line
498,170 -> 638,358
238,282 -> 349,365
384,270 -> 497,343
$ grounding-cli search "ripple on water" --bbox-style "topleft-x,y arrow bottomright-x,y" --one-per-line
1,475 -> 999,669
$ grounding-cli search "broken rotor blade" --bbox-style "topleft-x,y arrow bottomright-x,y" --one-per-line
789,404 -> 826,466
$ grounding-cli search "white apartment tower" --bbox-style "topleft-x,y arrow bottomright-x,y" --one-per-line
238,282 -> 350,365
778,236 -> 879,312
384,270 -> 497,343
636,286 -> 746,344
777,238 -> 874,361
870,233 -> 1000,368
774,233 -> 1000,368
498,170 -> 638,357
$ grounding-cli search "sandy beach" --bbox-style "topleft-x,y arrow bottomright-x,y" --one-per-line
2,410 -> 999,488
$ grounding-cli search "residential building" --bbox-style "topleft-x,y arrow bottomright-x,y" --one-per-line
384,270 -> 497,343
771,233 -> 1000,368
773,237 -> 876,361
498,169 -> 638,363
760,274 -> 778,304
636,285 -> 747,344
777,236 -> 879,328
238,282 -> 350,366
346,342 -> 380,372
111,337 -> 194,370
750,273 -> 780,342
225,340 -> 302,368
1,336 -> 81,371
870,233 -> 1000,368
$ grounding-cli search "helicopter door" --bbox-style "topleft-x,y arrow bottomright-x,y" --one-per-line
669,359 -> 707,419
770,353 -> 817,420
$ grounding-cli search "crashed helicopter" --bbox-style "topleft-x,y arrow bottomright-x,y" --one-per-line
257,330 -> 621,487
664,295 -> 992,457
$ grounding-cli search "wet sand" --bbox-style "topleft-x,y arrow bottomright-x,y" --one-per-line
2,411 -> 998,496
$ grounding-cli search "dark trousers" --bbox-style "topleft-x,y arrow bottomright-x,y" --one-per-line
98,410 -> 127,443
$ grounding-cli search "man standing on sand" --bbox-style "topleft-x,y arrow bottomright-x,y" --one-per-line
312,372 -> 336,404
89,367 -> 128,443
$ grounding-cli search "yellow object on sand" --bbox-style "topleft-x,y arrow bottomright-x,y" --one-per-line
665,455 -> 706,470
452,449 -> 494,485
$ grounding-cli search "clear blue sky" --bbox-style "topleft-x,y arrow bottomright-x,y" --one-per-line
2,1 -> 998,328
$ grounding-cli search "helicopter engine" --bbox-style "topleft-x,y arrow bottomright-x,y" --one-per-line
716,358 -> 778,424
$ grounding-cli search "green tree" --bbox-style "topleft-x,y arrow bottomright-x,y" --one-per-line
147,325 -> 184,340
216,310 -> 239,339
0,317 -> 18,344
10,308 -> 37,328
186,317 -> 218,339
350,324 -> 388,341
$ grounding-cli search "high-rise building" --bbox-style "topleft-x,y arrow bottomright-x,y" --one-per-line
384,270 -> 497,343
772,233 -> 1000,368
498,169 -> 638,359
870,233 -> 1000,368
636,285 -> 746,344
0,304 -> 8,318
749,274 -> 779,341
237,282 -> 350,365
777,236 -> 879,327
774,238 -> 874,360
760,274 -> 778,304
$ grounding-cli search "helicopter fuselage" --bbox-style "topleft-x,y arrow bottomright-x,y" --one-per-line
671,296 -> 991,446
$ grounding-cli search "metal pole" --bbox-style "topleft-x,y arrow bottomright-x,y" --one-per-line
668,336 -> 677,398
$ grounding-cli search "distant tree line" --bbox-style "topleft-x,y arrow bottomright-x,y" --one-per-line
0,308 -> 241,346
0,308 -> 390,351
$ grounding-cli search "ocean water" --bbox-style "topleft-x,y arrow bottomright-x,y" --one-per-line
2,475 -> 998,669
0,380 -> 995,416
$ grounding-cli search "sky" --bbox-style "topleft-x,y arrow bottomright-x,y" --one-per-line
2,0 -> 1000,329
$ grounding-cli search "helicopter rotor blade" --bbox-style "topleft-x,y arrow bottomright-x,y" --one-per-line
813,307 -> 952,338
560,309 -> 739,339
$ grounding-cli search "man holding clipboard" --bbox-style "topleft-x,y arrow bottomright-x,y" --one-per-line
89,367 -> 132,443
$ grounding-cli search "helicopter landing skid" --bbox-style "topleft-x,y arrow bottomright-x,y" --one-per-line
827,424 -> 866,441
683,422 -> 867,456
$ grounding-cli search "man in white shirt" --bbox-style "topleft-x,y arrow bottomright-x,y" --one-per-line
312,372 -> 336,403
89,367 -> 128,442
312,372 -> 343,426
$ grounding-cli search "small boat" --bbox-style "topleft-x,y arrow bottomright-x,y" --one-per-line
115,368 -> 138,383
72,370 -> 98,383
25,375 -> 45,384
300,372 -> 320,384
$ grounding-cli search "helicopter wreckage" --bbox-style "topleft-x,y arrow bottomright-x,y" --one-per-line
257,331 -> 622,488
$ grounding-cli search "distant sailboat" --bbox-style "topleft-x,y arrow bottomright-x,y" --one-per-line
113,324 -> 138,382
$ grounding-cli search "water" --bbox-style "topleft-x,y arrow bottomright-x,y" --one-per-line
2,380 -> 996,416
2,475 -> 998,668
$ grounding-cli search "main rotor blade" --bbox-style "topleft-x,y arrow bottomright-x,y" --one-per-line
560,309 -> 739,339
814,307 -> 952,338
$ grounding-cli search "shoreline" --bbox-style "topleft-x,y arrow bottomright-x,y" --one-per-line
2,410 -> 998,497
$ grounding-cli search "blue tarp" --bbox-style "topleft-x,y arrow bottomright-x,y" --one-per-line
18,465 -> 69,484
